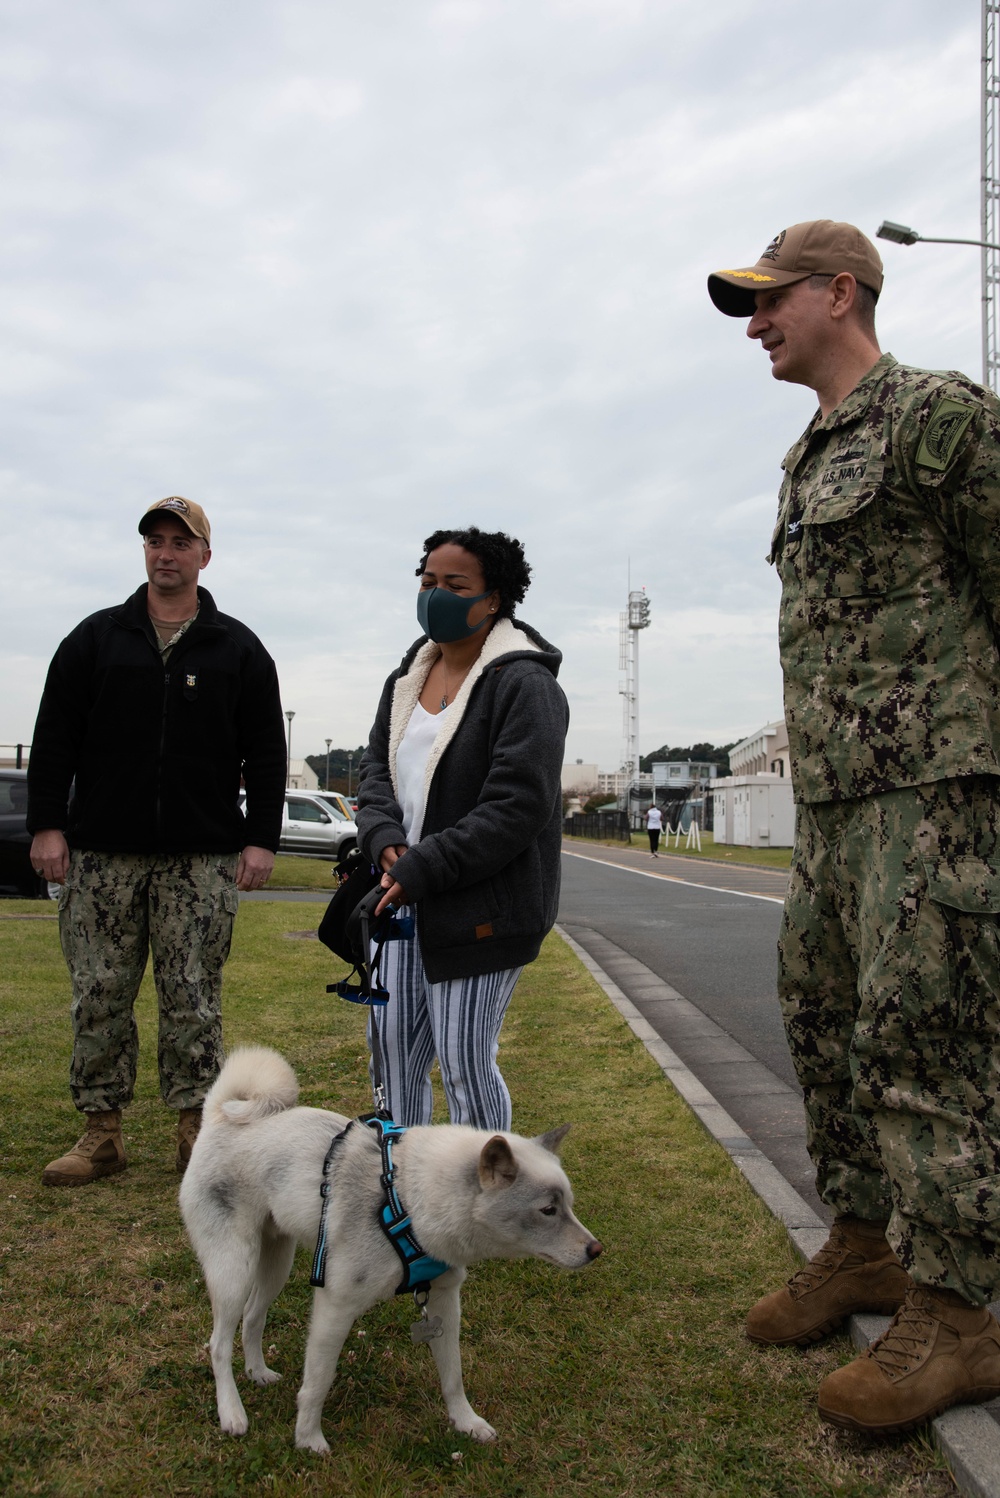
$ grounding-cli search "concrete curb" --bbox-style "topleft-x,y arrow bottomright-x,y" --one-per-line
554,923 -> 1000,1498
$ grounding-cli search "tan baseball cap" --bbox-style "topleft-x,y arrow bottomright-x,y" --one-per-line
708,220 -> 884,317
138,496 -> 211,546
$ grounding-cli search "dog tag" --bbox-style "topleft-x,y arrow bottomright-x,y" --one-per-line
411,1314 -> 443,1343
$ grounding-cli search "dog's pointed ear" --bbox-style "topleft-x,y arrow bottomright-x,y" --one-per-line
534,1124 -> 571,1156
478,1134 -> 518,1189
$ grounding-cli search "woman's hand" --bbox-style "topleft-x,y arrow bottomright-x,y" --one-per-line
376,845 -> 409,915
376,871 -> 409,917
379,844 -> 407,874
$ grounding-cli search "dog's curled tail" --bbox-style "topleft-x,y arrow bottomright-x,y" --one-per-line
203,1046 -> 299,1127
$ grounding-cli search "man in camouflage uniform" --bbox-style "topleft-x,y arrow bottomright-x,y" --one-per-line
28,497 -> 286,1185
708,221 -> 1000,1433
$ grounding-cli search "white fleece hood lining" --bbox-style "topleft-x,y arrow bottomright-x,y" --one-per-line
387,618 -> 540,805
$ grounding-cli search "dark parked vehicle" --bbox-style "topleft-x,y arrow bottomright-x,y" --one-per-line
0,768 -> 47,898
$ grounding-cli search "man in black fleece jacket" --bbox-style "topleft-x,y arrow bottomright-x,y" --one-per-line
27,496 -> 286,1185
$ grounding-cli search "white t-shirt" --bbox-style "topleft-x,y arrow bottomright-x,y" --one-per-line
396,701 -> 448,843
646,806 -> 663,831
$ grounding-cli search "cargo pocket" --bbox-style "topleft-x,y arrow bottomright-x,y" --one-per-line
903,856 -> 1000,1032
222,885 -> 240,917
798,486 -> 887,600
951,1171 -> 1000,1246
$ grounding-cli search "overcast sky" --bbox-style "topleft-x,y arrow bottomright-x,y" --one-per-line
1,0 -> 985,770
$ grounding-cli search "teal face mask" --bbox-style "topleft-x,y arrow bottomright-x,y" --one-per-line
416,587 -> 492,643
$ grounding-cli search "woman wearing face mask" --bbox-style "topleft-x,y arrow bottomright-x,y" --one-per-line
355,527 -> 569,1129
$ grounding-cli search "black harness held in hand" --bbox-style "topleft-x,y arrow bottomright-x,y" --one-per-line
318,853 -> 414,1118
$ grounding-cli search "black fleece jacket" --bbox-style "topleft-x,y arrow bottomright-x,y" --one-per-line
356,619 -> 569,981
27,585 -> 286,854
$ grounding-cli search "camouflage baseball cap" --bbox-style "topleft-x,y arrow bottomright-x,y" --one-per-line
138,496 -> 211,545
708,220 -> 884,317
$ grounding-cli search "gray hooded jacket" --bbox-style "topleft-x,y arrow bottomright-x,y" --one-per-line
356,617 -> 569,981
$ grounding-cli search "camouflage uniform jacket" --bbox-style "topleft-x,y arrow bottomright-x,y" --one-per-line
768,352 -> 1000,803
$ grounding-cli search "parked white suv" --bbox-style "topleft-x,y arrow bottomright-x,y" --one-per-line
239,790 -> 358,862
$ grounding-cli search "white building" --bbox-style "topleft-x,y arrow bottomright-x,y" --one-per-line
287,758 -> 319,790
651,761 -> 718,790
712,719 -> 795,847
712,774 -> 795,848
561,760 -> 599,794
729,720 -> 790,779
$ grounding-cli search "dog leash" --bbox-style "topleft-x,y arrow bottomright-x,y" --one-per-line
309,1119 -> 357,1288
317,880 -> 449,1316
332,884 -> 413,1120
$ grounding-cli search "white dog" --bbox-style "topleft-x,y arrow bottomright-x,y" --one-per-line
179,1046 -> 602,1453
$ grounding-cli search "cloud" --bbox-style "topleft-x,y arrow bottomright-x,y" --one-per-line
0,0 -> 984,771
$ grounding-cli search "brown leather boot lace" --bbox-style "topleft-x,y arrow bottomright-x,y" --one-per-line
864,1289 -> 937,1379
786,1222 -> 861,1300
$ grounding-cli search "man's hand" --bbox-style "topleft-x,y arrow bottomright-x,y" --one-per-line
30,829 -> 70,885
236,845 -> 275,891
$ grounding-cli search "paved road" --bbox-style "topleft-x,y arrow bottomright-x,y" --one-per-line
557,841 -> 827,1220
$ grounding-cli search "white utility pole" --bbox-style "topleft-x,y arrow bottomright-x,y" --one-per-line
619,585 -> 651,804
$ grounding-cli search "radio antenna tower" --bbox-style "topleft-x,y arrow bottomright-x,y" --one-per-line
983,0 -> 1000,389
619,578 -> 651,800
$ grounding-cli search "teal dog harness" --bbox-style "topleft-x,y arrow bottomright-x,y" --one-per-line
310,1115 -> 451,1296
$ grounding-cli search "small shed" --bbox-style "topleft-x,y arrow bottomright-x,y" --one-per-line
712,774 -> 795,848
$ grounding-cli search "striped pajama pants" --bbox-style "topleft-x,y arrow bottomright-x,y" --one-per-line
368,933 -> 522,1128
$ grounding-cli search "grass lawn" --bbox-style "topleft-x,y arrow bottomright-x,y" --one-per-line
265,854 -> 340,891
565,832 -> 793,872
0,903 -> 949,1497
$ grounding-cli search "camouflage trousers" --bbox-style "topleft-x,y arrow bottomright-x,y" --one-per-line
779,776 -> 1000,1305
57,850 -> 240,1113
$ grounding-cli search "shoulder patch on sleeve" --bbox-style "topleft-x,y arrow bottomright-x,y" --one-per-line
915,397 -> 975,472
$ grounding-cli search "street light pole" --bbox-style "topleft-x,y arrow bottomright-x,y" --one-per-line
285,710 -> 295,788
877,221 -> 1000,251
876,220 -> 1000,391
348,751 -> 354,797
982,1 -> 1000,390
325,738 -> 332,791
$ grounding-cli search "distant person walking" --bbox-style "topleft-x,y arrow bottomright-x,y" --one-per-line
709,220 -> 1000,1434
28,497 -> 286,1186
645,804 -> 664,856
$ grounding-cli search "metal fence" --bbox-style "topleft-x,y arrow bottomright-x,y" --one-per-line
564,810 -> 630,842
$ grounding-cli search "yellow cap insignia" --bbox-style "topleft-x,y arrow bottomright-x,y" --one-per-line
719,270 -> 777,282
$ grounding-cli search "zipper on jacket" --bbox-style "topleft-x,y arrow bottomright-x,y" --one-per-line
155,669 -> 170,840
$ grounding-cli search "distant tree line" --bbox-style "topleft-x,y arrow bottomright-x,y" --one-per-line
305,746 -> 367,791
639,742 -> 734,775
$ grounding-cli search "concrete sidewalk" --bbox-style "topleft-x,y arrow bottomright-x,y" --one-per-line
556,922 -> 1000,1498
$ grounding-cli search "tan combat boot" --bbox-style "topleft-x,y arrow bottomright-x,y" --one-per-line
746,1215 -> 911,1346
42,1110 -> 127,1187
176,1107 -> 202,1173
818,1285 -> 1000,1434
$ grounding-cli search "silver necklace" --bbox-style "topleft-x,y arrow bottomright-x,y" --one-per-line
439,663 -> 463,710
